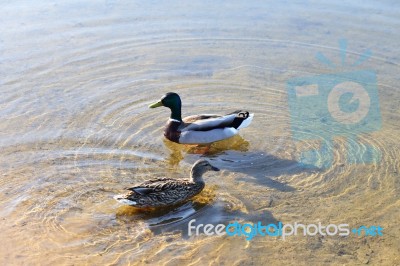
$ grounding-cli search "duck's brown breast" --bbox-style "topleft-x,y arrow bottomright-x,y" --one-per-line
164,120 -> 181,143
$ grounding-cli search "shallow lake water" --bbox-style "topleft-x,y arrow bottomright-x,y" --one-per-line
1,1 -> 399,265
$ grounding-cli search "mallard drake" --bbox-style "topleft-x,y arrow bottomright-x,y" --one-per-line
149,92 -> 254,144
114,159 -> 220,208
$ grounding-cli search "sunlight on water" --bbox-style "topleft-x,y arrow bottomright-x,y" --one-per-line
0,0 -> 399,265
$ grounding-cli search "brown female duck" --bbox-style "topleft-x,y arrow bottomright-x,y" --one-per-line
114,160 -> 220,208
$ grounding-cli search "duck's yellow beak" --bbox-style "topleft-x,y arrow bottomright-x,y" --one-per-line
149,101 -> 163,108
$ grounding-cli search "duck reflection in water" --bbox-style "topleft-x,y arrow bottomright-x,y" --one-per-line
164,134 -> 250,167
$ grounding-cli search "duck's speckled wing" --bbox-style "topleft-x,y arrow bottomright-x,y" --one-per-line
116,178 -> 205,207
182,114 -> 222,123
126,178 -> 187,195
182,113 -> 237,132
178,111 -> 254,144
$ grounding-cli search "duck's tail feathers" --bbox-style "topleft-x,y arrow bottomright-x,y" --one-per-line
238,113 -> 254,129
114,194 -> 137,206
232,112 -> 253,130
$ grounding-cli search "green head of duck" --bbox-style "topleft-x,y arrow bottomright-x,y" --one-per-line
149,92 -> 182,121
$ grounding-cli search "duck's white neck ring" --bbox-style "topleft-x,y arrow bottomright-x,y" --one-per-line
169,118 -> 181,123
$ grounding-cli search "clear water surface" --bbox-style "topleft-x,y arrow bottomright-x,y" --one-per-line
0,1 -> 399,265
